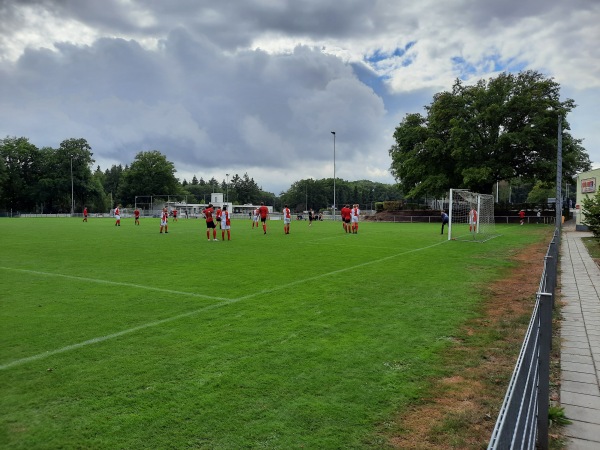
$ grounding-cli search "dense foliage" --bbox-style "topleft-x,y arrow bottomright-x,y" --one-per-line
0,136 -> 399,213
279,178 -> 402,213
581,191 -> 600,238
389,71 -> 591,198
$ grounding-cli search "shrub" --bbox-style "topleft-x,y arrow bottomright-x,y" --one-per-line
581,192 -> 600,238
383,201 -> 401,211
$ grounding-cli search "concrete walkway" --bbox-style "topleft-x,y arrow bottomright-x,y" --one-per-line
560,225 -> 600,449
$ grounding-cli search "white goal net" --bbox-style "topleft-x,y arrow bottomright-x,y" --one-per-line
448,189 -> 498,242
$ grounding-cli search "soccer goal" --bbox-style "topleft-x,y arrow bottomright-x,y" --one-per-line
448,189 -> 499,242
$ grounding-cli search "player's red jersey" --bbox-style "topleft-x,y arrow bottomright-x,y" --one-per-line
203,207 -> 214,222
341,207 -> 350,220
114,207 -> 120,215
258,205 -> 269,219
134,209 -> 140,218
284,207 -> 291,219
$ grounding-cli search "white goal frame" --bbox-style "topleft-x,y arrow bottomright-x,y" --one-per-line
448,189 -> 499,242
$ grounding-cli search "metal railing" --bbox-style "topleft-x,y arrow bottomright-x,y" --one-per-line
487,227 -> 560,449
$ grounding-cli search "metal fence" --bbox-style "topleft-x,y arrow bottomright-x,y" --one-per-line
487,227 -> 560,450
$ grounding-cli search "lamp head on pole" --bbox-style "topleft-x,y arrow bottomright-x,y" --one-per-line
331,131 -> 335,135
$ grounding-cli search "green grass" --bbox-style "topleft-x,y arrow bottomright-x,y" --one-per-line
0,217 -> 551,449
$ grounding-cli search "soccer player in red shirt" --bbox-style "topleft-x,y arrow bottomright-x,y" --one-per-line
341,204 -> 351,233
469,207 -> 478,232
216,206 -> 222,228
258,202 -> 269,234
283,204 -> 291,234
351,204 -> 360,234
83,207 -> 88,222
160,207 -> 169,233
114,205 -> 121,226
134,208 -> 140,225
203,203 -> 218,241
221,206 -> 231,241
172,209 -> 178,222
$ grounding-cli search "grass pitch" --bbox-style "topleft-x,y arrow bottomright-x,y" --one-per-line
0,217 -> 551,449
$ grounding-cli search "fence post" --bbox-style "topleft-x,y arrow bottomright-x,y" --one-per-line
537,292 -> 553,450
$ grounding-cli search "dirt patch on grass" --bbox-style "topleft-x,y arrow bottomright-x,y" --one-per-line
383,230 -> 561,449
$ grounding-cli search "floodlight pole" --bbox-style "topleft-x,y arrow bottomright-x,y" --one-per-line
556,115 -> 563,228
331,131 -> 336,220
226,173 -> 229,203
70,156 -> 74,215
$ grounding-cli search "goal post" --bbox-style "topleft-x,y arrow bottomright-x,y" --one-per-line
448,189 -> 499,242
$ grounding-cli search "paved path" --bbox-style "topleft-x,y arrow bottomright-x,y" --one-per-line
560,226 -> 600,449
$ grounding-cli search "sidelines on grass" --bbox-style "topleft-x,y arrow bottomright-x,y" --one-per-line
0,238 -> 448,371
0,218 -> 552,449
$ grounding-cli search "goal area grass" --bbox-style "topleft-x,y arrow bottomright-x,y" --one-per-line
0,217 -> 552,449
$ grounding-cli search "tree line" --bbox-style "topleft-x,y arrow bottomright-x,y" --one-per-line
0,136 -> 402,214
2,71 -> 589,215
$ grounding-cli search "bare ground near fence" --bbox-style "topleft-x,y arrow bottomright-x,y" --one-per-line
381,227 -> 565,449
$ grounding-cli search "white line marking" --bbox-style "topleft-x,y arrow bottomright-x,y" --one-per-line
0,298 -> 240,371
0,239 -> 448,370
0,267 -> 228,301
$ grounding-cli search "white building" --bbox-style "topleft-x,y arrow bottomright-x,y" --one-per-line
575,168 -> 600,231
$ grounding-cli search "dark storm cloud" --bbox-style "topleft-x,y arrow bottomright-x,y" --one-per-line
0,26 -> 386,186
0,0 -> 598,192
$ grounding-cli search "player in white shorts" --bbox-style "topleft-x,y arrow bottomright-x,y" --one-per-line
283,204 -> 291,234
252,208 -> 259,229
160,207 -> 169,233
221,206 -> 231,241
351,204 -> 360,234
114,205 -> 121,226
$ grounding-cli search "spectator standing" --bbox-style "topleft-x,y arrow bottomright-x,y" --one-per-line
519,209 -> 526,225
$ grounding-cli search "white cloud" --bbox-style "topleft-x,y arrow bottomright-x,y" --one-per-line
0,0 -> 598,194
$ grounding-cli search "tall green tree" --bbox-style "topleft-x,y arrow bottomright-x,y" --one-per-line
232,173 -> 262,205
56,138 -> 95,212
389,71 -> 591,198
0,136 -> 42,211
119,151 -> 181,206
103,164 -> 125,206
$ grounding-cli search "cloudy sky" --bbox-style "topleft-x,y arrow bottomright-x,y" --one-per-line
0,0 -> 598,195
